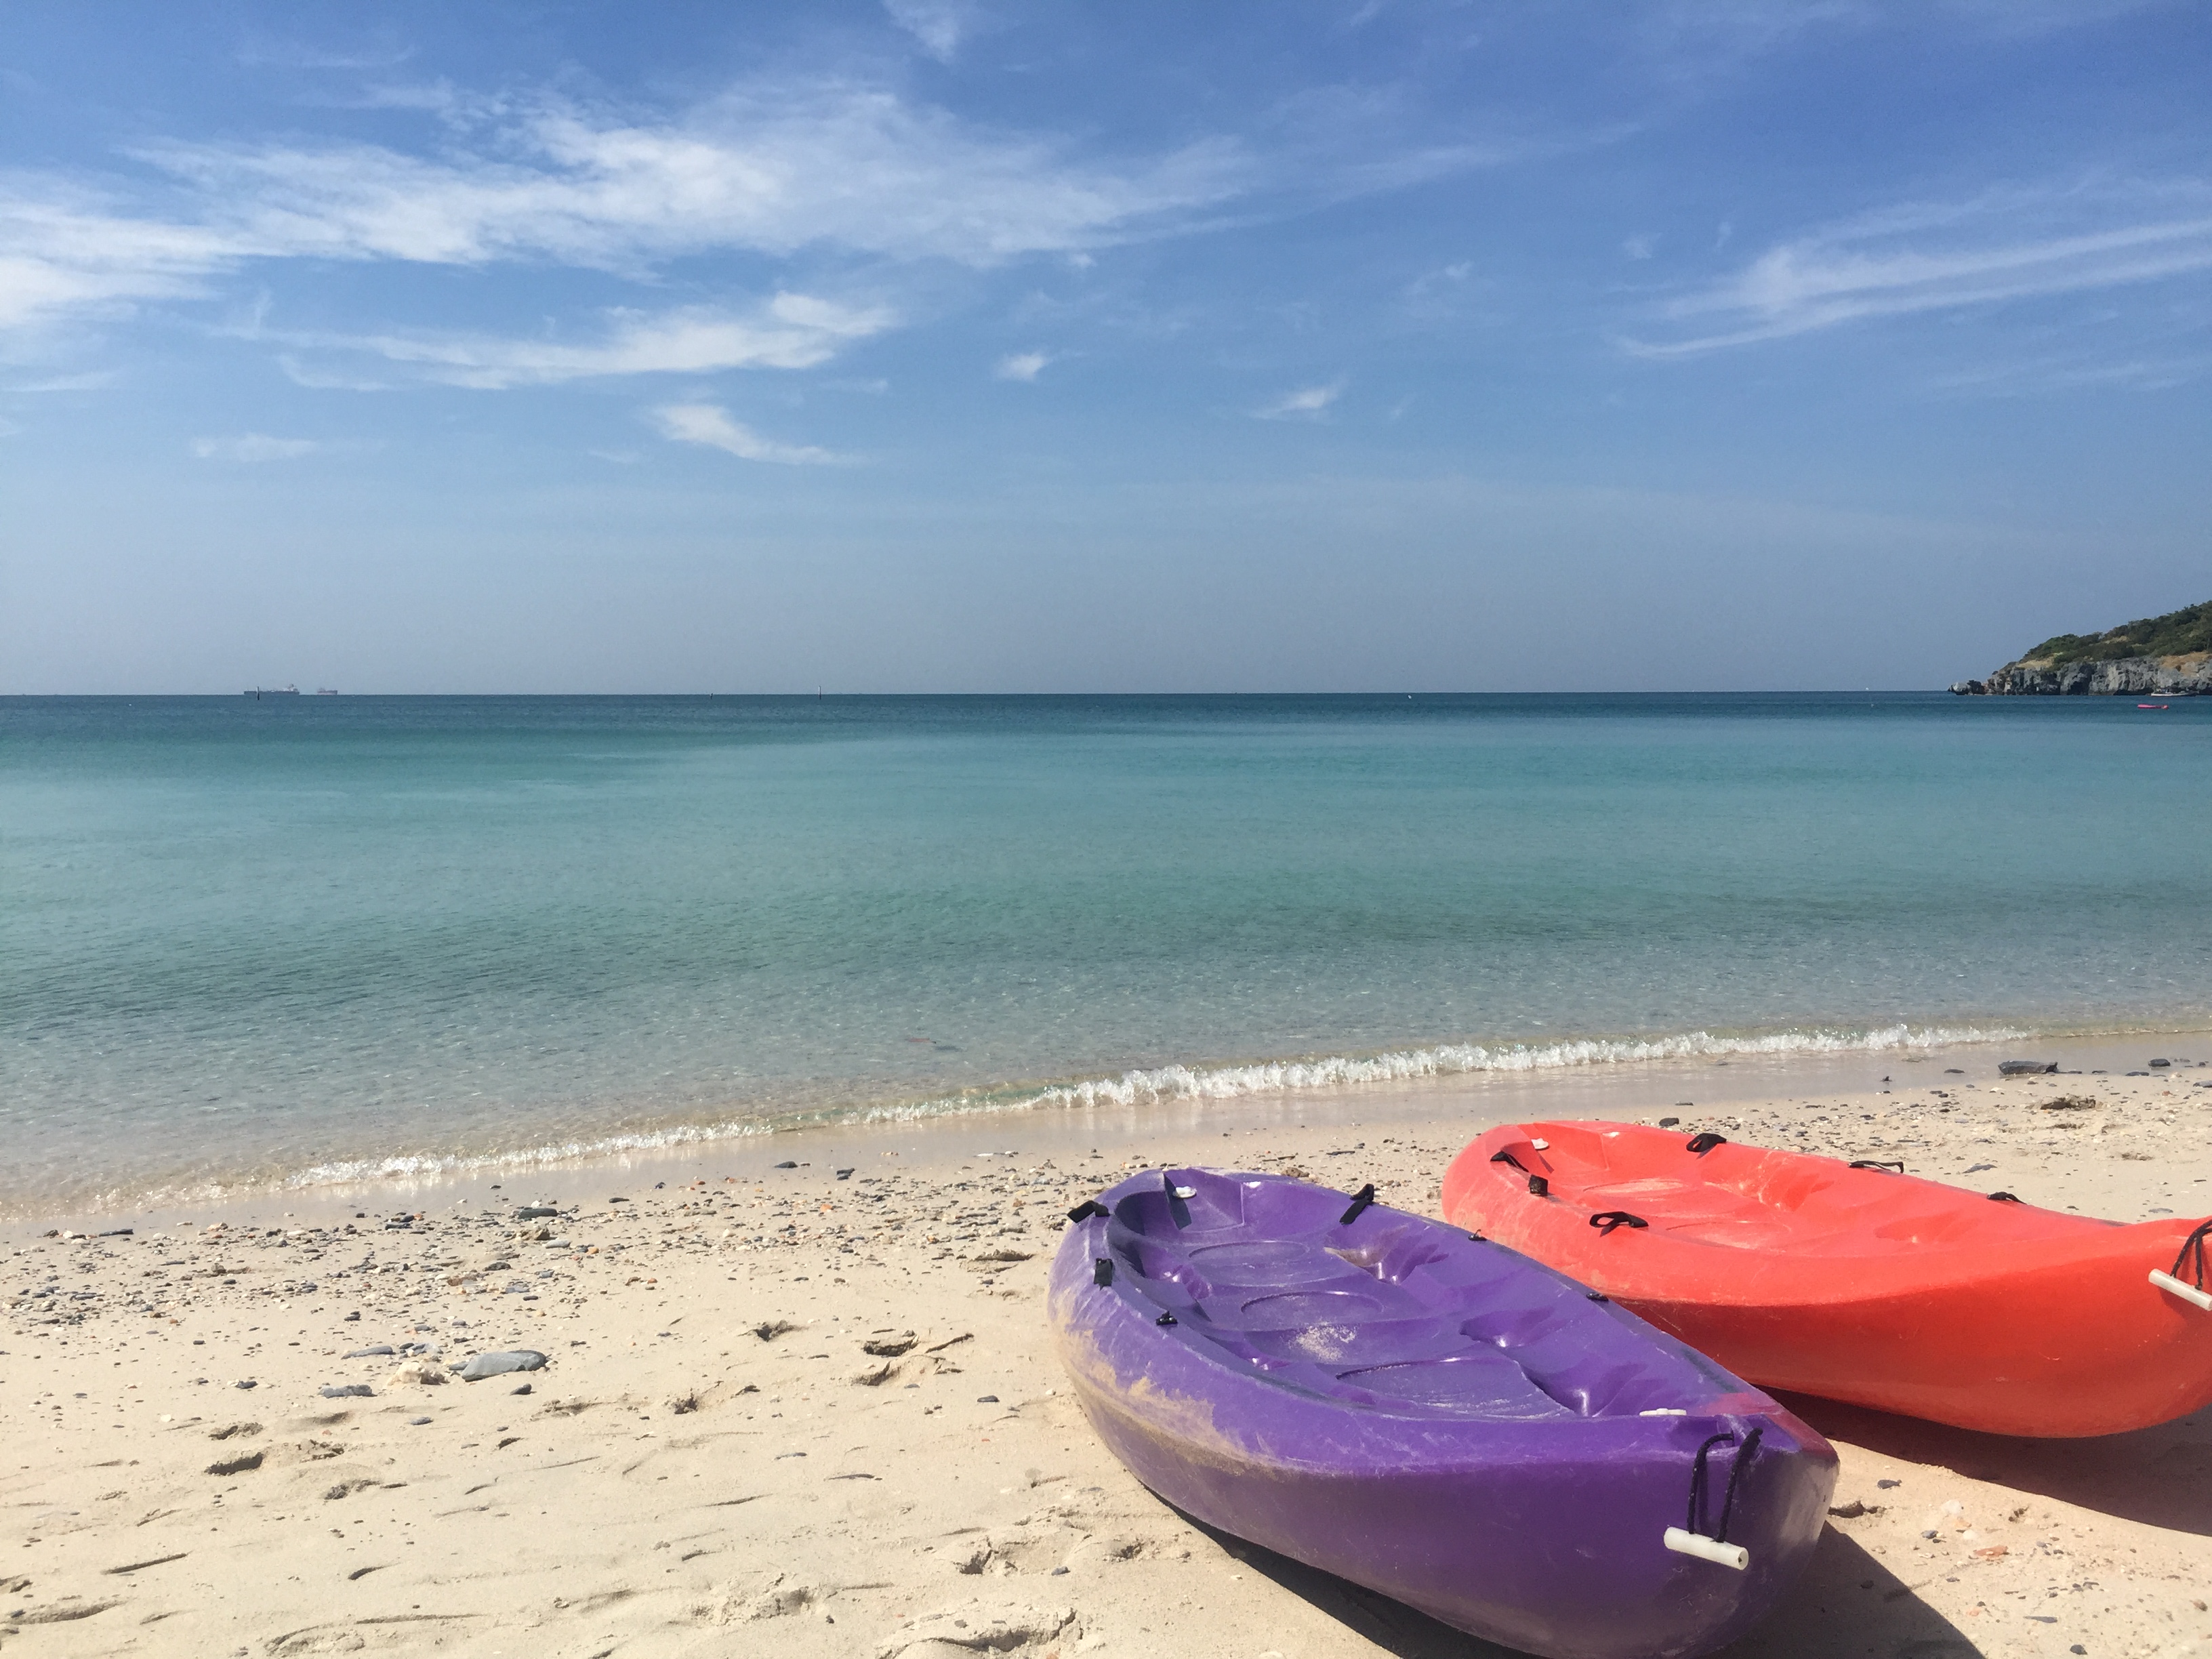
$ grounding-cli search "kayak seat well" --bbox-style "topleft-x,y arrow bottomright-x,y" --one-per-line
1105,1168 -> 1738,1421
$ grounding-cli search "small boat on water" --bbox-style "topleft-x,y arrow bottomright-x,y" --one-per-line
1050,1168 -> 1835,1659
2139,702 -> 2170,710
243,684 -> 300,697
1443,1122 -> 2212,1437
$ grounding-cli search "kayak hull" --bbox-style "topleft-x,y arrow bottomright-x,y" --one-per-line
1050,1169 -> 1836,1659
1442,1122 -> 2212,1438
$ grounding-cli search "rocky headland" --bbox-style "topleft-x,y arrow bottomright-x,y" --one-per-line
1952,598 -> 2211,695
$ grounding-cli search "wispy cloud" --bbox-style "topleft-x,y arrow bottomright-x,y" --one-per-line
0,81 -> 1249,356
136,86 -> 1250,272
1924,348 -> 2212,396
0,194 -> 239,331
1639,0 -> 1871,62
5,371 -> 117,392
1252,383 -> 1343,419
275,297 -> 895,389
883,0 -> 981,62
234,32 -> 415,71
0,64 -> 1569,359
1625,181 -> 2212,356
652,403 -> 844,465
994,350 -> 1049,382
276,354 -> 392,392
191,432 -> 332,461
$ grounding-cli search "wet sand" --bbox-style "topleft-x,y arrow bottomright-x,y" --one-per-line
5,1038 -> 2210,1658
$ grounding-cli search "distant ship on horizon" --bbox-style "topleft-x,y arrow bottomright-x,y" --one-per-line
244,685 -> 300,697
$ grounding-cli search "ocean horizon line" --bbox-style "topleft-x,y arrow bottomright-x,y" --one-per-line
9,688 -> 2015,701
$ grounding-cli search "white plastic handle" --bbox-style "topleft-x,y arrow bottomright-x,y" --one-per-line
2150,1268 -> 2212,1311
1664,1528 -> 1749,1571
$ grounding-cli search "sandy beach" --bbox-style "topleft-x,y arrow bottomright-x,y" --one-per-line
6,1042 -> 2211,1659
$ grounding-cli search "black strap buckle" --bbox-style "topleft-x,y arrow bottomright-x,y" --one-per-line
1066,1199 -> 1108,1223
1685,1132 -> 1727,1155
1338,1183 -> 1376,1225
1589,1210 -> 1647,1236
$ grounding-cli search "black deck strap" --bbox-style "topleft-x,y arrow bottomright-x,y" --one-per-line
1589,1210 -> 1648,1236
1155,1311 -> 1177,1326
1339,1183 -> 1377,1225
1066,1200 -> 1108,1223
1685,1132 -> 1728,1156
1092,1257 -> 1115,1286
1490,1149 -> 1526,1172
1716,1425 -> 1765,1543
1987,1191 -> 2022,1203
1685,1431 -> 1735,1536
1527,1175 -> 1550,1197
1586,1292 -> 1610,1303
1848,1160 -> 1904,1173
2171,1218 -> 2212,1289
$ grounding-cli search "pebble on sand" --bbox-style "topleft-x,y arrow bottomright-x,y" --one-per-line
451,1349 -> 548,1382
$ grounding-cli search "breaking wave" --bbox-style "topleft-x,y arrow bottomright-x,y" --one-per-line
42,1018 -> 2061,1216
861,1021 -> 2034,1122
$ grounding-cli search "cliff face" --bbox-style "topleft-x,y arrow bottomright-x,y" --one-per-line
1952,653 -> 2212,696
1953,599 -> 2212,694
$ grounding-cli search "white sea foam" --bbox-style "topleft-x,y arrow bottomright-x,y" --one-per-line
41,1018 -> 2052,1214
859,1021 -> 2034,1122
280,1118 -> 777,1194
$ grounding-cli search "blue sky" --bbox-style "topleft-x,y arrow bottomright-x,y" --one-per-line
3,0 -> 2207,691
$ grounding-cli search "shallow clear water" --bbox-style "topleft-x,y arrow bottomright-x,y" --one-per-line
3,693 -> 2207,1214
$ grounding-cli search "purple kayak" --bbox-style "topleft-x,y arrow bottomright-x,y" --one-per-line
1049,1168 -> 1836,1659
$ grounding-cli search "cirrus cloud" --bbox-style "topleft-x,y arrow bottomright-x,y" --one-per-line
652,402 -> 845,465
1624,179 -> 2212,356
134,83 -> 1250,273
271,295 -> 896,390
1252,382 -> 1343,419
191,433 -> 342,461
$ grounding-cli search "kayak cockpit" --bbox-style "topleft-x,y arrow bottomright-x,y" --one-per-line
1101,1167 -> 1752,1421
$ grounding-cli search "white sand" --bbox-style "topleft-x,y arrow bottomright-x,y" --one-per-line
5,1041 -> 2211,1658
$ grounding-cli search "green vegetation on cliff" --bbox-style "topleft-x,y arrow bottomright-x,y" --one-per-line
2022,599 -> 2212,665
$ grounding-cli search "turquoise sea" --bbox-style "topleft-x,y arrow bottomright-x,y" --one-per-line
3,693 -> 2208,1217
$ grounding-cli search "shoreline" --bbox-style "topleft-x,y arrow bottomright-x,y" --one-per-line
12,1021 -> 2209,1233
3,1040 -> 2209,1656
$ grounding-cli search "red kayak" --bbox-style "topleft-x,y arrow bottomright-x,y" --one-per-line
1441,1122 -> 2212,1437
